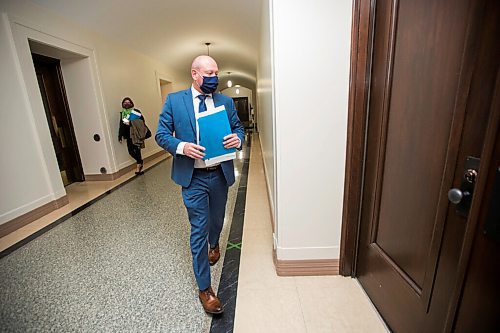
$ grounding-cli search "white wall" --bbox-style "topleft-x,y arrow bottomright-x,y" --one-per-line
257,0 -> 276,224
0,0 -> 184,225
272,0 -> 352,260
0,12 -> 58,223
60,55 -> 113,174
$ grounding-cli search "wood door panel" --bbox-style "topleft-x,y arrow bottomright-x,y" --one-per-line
365,0 -> 472,290
374,0 -> 471,288
356,0 -> 492,331
350,0 -> 499,330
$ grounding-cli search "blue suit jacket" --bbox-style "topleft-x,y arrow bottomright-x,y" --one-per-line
156,88 -> 245,187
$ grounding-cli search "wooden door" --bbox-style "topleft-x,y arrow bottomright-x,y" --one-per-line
33,53 -> 84,186
355,0 -> 499,332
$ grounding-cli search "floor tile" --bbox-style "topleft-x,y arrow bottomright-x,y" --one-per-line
294,276 -> 389,333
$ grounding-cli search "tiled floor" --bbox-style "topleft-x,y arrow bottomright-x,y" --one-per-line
0,135 -> 388,333
0,153 -> 243,332
234,135 -> 389,333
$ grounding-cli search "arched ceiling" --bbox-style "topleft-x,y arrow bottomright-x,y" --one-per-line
30,0 -> 262,90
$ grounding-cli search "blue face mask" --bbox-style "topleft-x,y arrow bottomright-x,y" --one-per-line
198,73 -> 219,94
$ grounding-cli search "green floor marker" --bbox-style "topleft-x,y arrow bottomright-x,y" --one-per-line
227,241 -> 242,250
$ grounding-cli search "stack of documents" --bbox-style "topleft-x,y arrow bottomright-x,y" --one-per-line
197,105 -> 236,167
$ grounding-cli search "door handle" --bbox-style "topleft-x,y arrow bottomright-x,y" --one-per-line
448,188 -> 471,204
448,156 -> 480,216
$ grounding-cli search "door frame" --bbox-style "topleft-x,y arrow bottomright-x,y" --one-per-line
33,53 -> 85,184
340,0 -> 500,328
444,67 -> 500,331
340,0 -> 374,277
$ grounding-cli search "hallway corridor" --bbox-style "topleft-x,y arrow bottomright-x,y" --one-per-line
1,0 -> 498,330
0,146 -> 245,332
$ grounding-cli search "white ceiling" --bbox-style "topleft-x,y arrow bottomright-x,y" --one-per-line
30,0 -> 263,89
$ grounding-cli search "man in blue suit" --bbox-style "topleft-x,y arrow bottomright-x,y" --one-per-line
156,55 -> 245,314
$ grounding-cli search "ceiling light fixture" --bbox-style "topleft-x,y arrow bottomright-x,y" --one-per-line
227,72 -> 233,88
205,42 -> 211,56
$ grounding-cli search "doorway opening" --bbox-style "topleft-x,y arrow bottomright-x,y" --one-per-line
31,53 -> 84,186
159,79 -> 173,105
221,86 -> 254,129
233,97 -> 251,128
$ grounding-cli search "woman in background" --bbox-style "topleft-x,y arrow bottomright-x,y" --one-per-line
118,97 -> 144,175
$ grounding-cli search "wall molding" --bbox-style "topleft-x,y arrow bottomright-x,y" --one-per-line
84,150 -> 167,181
273,250 -> 340,276
0,195 -> 69,238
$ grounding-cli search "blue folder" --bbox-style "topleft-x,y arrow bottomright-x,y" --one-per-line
198,109 -> 236,160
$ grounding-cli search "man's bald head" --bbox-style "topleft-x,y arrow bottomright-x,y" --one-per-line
191,55 -> 218,71
191,55 -> 217,70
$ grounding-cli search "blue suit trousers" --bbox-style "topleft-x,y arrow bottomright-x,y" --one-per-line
181,168 -> 228,290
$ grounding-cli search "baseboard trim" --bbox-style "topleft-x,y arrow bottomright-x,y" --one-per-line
84,151 -> 167,181
273,249 -> 340,276
0,195 -> 69,238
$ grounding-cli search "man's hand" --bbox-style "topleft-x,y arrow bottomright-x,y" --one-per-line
223,134 -> 240,149
183,143 -> 206,159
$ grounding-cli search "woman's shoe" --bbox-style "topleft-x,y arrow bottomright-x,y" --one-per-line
135,163 -> 144,175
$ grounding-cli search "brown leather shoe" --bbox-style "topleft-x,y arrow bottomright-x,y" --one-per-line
208,245 -> 220,266
199,287 -> 223,314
